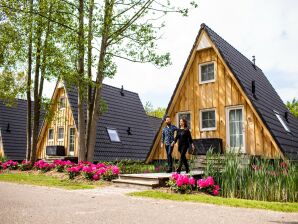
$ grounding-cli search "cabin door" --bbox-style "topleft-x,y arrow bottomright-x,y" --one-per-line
68,127 -> 75,156
226,106 -> 245,153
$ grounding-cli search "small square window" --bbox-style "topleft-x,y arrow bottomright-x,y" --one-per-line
200,109 -> 216,131
199,62 -> 215,83
177,112 -> 191,129
275,111 -> 290,132
107,128 -> 120,142
48,129 -> 54,140
58,127 -> 64,139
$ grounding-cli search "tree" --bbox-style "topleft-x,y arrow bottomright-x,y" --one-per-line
84,0 -> 198,162
286,98 -> 298,119
144,101 -> 166,119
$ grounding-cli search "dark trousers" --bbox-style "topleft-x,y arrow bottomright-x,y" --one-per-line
177,144 -> 189,172
165,145 -> 174,171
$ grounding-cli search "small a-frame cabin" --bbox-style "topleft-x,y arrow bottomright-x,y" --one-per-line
37,82 -> 157,162
146,24 -> 298,162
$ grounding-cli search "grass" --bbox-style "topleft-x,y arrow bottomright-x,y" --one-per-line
128,190 -> 298,213
0,172 -> 107,190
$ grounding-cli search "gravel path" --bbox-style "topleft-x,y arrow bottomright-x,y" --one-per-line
0,182 -> 297,224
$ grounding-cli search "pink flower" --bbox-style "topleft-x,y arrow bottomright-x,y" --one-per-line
214,185 -> 220,191
93,174 -> 100,181
96,168 -> 107,175
96,163 -> 106,169
176,178 -> 183,187
206,176 -> 215,187
213,189 -> 219,196
183,175 -> 189,185
111,166 -> 120,175
197,179 -> 207,188
189,177 -> 195,186
171,172 -> 179,180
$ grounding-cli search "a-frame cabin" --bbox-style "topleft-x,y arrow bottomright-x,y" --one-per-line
146,24 -> 298,162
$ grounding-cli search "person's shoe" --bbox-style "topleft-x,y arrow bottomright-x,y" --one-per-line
186,169 -> 190,174
176,169 -> 181,174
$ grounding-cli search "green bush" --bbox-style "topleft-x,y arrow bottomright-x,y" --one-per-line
205,150 -> 298,202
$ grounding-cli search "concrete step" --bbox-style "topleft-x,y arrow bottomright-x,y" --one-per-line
112,178 -> 160,189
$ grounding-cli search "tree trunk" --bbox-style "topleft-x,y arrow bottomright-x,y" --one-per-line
86,0 -> 94,152
26,0 -> 33,161
77,0 -> 86,162
30,2 -> 43,163
86,0 -> 114,162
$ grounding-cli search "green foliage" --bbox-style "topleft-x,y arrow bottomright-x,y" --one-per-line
0,71 -> 26,105
205,150 -> 298,202
144,101 -> 166,118
286,98 -> 298,119
111,160 -> 167,174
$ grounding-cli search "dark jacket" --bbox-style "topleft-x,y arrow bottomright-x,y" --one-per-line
174,128 -> 193,152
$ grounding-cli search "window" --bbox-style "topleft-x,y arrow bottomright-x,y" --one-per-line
200,109 -> 216,131
69,127 -> 75,155
48,129 -> 54,140
177,112 -> 191,129
199,62 -> 215,84
58,127 -> 64,139
107,128 -> 120,142
227,107 -> 245,152
58,97 -> 66,109
275,111 -> 290,132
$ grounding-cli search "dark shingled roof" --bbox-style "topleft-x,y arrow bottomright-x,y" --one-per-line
147,23 -> 298,161
147,115 -> 162,133
66,84 -> 156,161
0,100 -> 27,160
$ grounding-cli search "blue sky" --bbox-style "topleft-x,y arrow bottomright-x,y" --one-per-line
44,0 -> 298,108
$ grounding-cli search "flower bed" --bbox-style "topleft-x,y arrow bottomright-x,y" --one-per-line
167,173 -> 220,196
0,159 -> 120,182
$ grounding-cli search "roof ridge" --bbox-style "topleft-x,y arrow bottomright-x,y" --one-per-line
203,24 -> 262,71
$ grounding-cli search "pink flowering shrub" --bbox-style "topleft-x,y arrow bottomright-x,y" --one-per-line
34,160 -> 55,173
67,166 -> 81,179
19,160 -> 32,171
167,173 -> 196,193
197,176 -> 220,196
1,160 -> 19,170
53,160 -> 75,172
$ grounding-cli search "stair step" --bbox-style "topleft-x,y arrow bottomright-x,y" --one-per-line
112,179 -> 160,189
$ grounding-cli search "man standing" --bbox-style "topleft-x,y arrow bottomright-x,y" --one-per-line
161,116 -> 177,173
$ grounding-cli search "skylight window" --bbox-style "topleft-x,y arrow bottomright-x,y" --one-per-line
107,128 -> 121,142
275,111 -> 290,132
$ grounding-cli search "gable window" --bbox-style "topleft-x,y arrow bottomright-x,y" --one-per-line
58,97 -> 66,109
275,111 -> 290,132
177,112 -> 191,129
200,109 -> 216,131
199,62 -> 215,84
107,128 -> 120,142
57,127 -> 64,145
48,128 -> 54,145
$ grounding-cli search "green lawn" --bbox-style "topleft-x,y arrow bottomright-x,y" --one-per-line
0,172 -> 106,190
128,190 -> 298,213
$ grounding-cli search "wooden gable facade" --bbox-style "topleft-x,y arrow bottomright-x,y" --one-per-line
146,25 -> 285,162
37,83 -> 78,159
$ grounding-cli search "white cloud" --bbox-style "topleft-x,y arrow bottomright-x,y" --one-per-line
44,0 -> 298,107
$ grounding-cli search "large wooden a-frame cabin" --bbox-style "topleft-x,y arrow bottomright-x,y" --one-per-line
146,24 -> 298,162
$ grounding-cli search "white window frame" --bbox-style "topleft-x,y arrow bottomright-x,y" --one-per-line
226,105 -> 246,153
200,108 -> 217,131
199,61 -> 216,84
176,111 -> 192,130
107,128 -> 121,142
274,111 -> 290,132
57,127 -> 64,145
48,128 -> 54,144
68,126 -> 76,156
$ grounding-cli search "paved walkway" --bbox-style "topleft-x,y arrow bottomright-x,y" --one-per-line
0,182 -> 297,224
